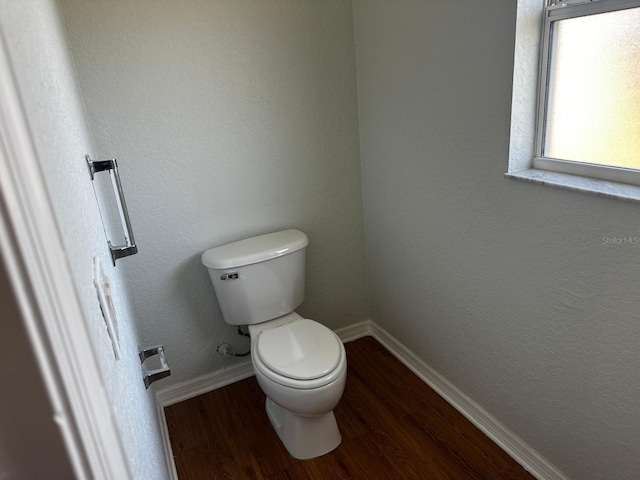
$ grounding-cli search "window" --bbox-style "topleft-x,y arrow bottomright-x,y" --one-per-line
534,0 -> 640,185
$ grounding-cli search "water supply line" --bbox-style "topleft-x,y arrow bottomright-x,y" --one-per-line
216,326 -> 251,358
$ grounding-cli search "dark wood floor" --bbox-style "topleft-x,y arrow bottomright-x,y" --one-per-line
165,336 -> 534,479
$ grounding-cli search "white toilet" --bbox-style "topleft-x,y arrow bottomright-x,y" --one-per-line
201,229 -> 347,460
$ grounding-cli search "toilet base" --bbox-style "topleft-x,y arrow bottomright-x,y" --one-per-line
265,397 -> 342,460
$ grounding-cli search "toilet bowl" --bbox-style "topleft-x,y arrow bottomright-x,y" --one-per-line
249,312 -> 346,459
201,229 -> 347,459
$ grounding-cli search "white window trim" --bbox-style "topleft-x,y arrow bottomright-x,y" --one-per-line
506,0 -> 640,203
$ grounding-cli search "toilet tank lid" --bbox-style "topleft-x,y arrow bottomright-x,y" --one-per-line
201,229 -> 309,269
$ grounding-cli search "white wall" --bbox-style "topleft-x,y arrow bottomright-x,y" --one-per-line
353,1 -> 640,479
58,0 -> 368,386
0,1 -> 168,478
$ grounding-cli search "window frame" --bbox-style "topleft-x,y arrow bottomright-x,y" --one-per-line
533,0 -> 640,186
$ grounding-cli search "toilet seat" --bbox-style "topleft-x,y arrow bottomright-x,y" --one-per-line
254,319 -> 346,390
258,319 -> 341,379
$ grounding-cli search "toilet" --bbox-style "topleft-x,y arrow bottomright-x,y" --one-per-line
201,229 -> 347,460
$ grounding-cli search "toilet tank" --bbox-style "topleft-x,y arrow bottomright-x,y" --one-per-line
201,229 -> 309,326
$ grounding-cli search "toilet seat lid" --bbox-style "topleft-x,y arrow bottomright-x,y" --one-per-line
256,319 -> 341,381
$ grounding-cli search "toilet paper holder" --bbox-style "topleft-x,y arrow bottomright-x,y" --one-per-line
139,345 -> 171,389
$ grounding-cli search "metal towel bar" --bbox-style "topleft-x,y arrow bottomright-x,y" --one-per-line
87,154 -> 138,265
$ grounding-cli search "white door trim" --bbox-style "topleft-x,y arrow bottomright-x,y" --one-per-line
0,32 -> 131,480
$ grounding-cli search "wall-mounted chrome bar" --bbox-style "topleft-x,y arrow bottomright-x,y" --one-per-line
86,154 -> 138,265
139,345 -> 171,389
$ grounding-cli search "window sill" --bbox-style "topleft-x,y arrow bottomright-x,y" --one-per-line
504,169 -> 640,204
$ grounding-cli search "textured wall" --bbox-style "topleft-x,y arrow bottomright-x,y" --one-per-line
353,1 -> 640,479
0,1 -> 168,478
58,0 -> 368,386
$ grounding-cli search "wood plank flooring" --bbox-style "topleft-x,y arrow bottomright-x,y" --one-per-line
165,336 -> 534,479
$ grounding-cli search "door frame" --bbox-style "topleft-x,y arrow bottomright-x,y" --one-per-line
0,31 -> 131,480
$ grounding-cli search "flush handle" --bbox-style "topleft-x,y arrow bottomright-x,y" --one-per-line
220,272 -> 239,280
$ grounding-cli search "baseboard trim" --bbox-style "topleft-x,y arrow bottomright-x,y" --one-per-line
155,400 -> 180,480
156,319 -> 566,480
156,360 -> 255,408
334,318 -> 372,343
369,322 -> 568,480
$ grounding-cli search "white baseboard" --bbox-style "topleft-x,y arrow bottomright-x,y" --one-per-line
155,400 -> 180,480
156,360 -> 255,408
334,318 -> 372,343
155,319 -> 566,480
369,322 -> 568,480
